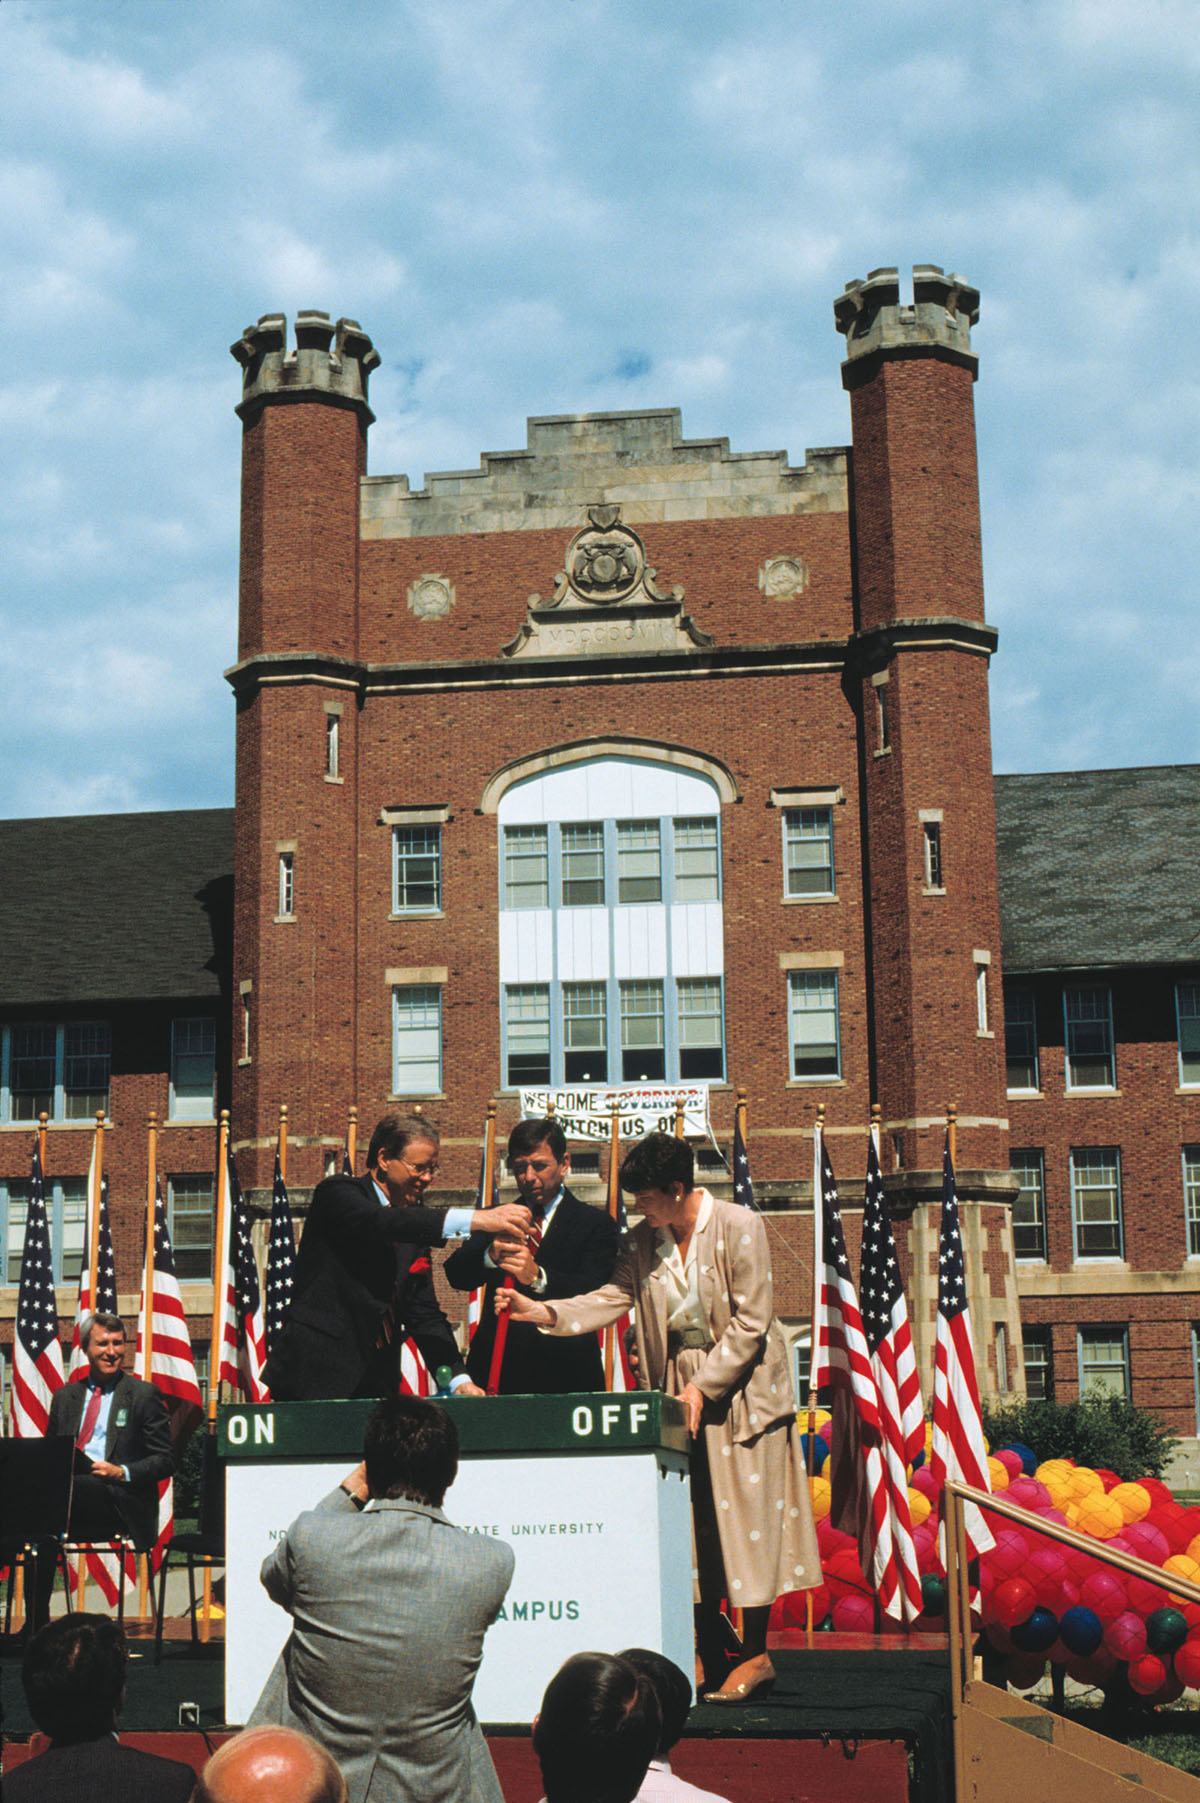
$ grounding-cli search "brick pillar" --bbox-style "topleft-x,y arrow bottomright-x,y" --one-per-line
229,313 -> 378,1195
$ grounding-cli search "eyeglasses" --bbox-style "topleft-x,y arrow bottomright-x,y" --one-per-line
400,1158 -> 439,1179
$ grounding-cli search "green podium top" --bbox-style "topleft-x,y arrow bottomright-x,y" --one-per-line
218,1391 -> 688,1461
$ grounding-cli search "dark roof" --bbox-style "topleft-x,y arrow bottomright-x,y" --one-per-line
0,808 -> 233,1007
995,765 -> 1200,974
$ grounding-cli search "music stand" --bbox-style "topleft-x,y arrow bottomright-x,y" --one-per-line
0,1437 -> 73,1636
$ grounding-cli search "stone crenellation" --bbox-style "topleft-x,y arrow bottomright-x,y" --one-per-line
360,409 -> 848,539
835,264 -> 979,375
231,310 -> 381,421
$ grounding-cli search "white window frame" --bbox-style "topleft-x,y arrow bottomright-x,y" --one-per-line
504,984 -> 552,1088
1,1022 -> 111,1125
392,985 -> 442,1096
1064,985 -> 1116,1091
1177,982 -> 1200,1087
392,825 -> 442,915
619,979 -> 666,1082
676,977 -> 725,1081
276,850 -> 295,919
782,807 -> 835,899
787,970 -> 841,1081
1078,1325 -> 1130,1401
1010,1149 -> 1047,1262
1184,1146 -> 1200,1259
324,707 -> 342,782
1004,987 -> 1039,1093
502,824 -> 550,910
1070,1146 -> 1123,1261
922,818 -> 944,892
1022,1329 -> 1052,1402
167,1172 -> 216,1280
2,1175 -> 87,1286
169,1016 -> 217,1122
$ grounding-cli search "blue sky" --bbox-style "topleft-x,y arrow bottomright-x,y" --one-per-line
2,0 -> 1196,817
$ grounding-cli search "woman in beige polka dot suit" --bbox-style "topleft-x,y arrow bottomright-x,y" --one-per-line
497,1131 -> 818,1703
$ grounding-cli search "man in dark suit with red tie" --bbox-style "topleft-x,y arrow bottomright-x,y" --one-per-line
445,1118 -> 620,1393
263,1112 -> 532,1400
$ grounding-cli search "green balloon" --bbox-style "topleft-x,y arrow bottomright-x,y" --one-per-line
1146,1607 -> 1188,1655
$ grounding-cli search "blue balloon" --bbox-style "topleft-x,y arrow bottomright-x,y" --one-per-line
1058,1605 -> 1103,1656
800,1433 -> 828,1474
1011,1607 -> 1059,1652
999,1441 -> 1038,1476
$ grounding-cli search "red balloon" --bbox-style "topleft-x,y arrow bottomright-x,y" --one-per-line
985,1621 -> 1015,1655
824,1544 -> 868,1599
991,1577 -> 1037,1629
1080,1570 -> 1127,1625
1125,1522 -> 1170,1565
1127,1575 -> 1170,1615
1027,1543 -> 1070,1611
831,1593 -> 876,1633
994,1450 -> 1024,1479
1138,1479 -> 1174,1509
987,1528 -> 1032,1580
1005,1653 -> 1047,1691
1172,1635 -> 1200,1688
1065,1648 -> 1118,1685
770,1584 -> 830,1630
1007,1477 -> 1051,1511
1105,1611 -> 1149,1661
1127,1653 -> 1168,1696
910,1467 -> 940,1500
1093,1469 -> 1121,1492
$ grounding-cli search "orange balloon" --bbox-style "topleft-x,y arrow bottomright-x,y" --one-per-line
987,1456 -> 1011,1492
1162,1554 -> 1200,1602
908,1488 -> 932,1527
1110,1483 -> 1151,1524
1076,1493 -> 1124,1540
809,1475 -> 831,1522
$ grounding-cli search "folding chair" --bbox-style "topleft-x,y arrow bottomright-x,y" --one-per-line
155,1431 -> 224,1660
0,1438 -> 73,1638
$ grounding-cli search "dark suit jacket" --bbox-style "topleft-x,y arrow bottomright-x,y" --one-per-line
2,1737 -> 196,1803
444,1189 -> 619,1393
47,1373 -> 173,1551
263,1171 -> 465,1400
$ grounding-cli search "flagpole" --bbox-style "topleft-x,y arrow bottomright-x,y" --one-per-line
735,1086 -> 748,1150
38,1111 -> 48,1175
947,1100 -> 957,1169
346,1105 -> 357,1172
805,1103 -> 825,1645
141,1114 -> 158,1382
208,1111 -> 230,1428
603,1097 -> 621,1390
88,1109 -> 105,1307
673,1098 -> 684,1139
278,1103 -> 288,1184
485,1101 -> 513,1396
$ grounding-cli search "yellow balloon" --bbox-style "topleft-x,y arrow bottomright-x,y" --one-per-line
1110,1482 -> 1152,1524
1163,1554 -> 1200,1601
908,1488 -> 931,1527
809,1475 -> 831,1522
987,1456 -> 1010,1491
1075,1493 -> 1124,1540
1186,1533 -> 1200,1565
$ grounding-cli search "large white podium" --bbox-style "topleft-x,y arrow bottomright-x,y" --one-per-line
218,1392 -> 693,1725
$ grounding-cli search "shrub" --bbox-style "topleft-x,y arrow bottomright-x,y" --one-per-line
981,1394 -> 1179,1482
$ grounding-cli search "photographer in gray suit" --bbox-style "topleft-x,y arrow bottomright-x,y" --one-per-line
249,1396 -> 514,1803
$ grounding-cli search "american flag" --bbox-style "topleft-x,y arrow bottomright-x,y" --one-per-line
930,1133 -> 994,1558
731,1111 -> 755,1208
11,1146 -> 65,1435
466,1128 -> 501,1345
136,1179 -> 203,1424
399,1336 -> 434,1396
67,1153 -> 117,1380
264,1152 -> 296,1352
216,1151 -> 270,1402
858,1136 -> 924,1622
811,1137 -> 912,1621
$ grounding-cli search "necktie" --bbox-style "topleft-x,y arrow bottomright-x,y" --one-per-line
76,1384 -> 103,1454
527,1212 -> 544,1256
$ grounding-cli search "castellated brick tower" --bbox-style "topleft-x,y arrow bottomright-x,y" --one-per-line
228,312 -> 379,1193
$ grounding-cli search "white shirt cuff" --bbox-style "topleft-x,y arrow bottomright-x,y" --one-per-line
442,1206 -> 475,1239
448,1373 -> 473,1392
530,1266 -> 548,1295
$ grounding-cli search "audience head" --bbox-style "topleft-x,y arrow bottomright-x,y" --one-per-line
617,1648 -> 692,1757
619,1132 -> 695,1198
533,1651 -> 661,1803
22,1614 -> 128,1743
197,1727 -> 347,1803
363,1394 -> 459,1506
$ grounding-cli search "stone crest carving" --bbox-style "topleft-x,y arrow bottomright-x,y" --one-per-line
759,555 -> 807,599
407,573 -> 455,619
502,503 -> 712,661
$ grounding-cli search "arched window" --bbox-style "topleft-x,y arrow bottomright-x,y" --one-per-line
495,756 -> 726,1089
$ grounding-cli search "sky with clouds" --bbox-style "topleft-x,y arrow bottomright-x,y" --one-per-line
1,0 -> 1196,818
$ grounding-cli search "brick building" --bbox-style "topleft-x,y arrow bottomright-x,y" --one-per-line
3,265 -> 1197,1435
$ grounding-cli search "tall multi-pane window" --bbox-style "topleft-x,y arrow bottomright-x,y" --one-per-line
677,978 -> 724,1079
503,826 -> 549,909
1010,1150 -> 1047,1261
1071,1147 -> 1123,1258
167,1174 -> 215,1279
1064,986 -> 1115,1089
562,982 -> 607,1082
497,757 -> 726,1087
277,852 -> 294,918
620,981 -> 666,1080
1022,1329 -> 1053,1402
788,971 -> 841,1079
325,712 -> 339,780
171,1017 -> 216,1121
617,822 -> 662,903
561,824 -> 605,906
783,808 -> 834,897
2,1177 -> 86,1285
3,1023 -> 111,1123
1185,1147 -> 1200,1257
392,986 -> 442,1095
1079,1327 -> 1129,1400
393,827 -> 441,913
504,986 -> 551,1087
673,819 -> 720,901
1178,983 -> 1200,1086
1004,989 -> 1039,1091
923,821 -> 944,890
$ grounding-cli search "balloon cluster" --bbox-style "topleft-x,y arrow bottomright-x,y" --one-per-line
770,1417 -> 1200,1706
